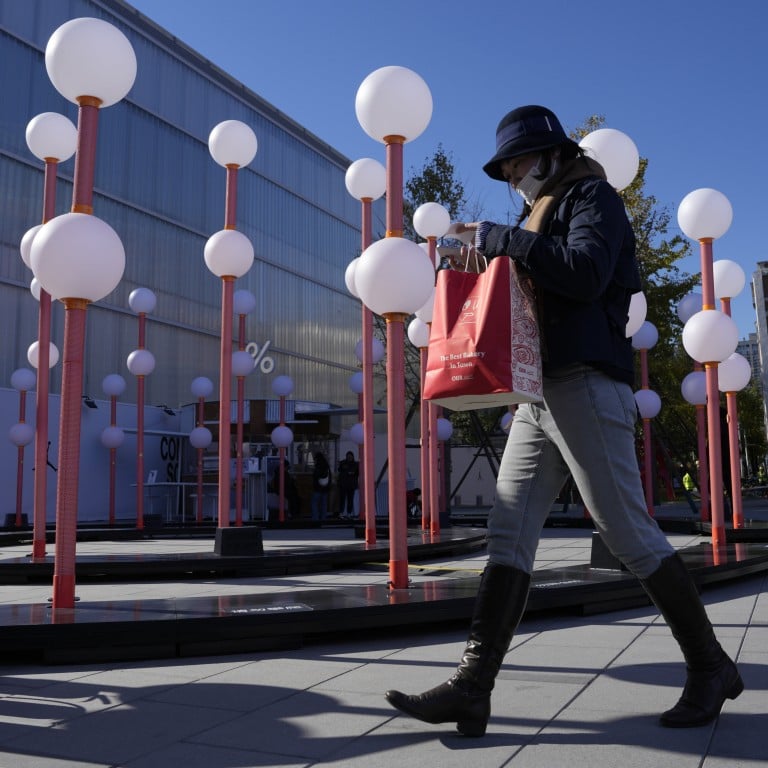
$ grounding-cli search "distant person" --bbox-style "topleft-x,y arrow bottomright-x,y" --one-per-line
386,104 -> 742,736
311,452 -> 331,522
337,451 -> 359,519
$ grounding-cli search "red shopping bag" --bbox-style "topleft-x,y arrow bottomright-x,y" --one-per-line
423,257 -> 542,411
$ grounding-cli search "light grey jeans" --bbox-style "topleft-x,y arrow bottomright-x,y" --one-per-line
487,364 -> 674,579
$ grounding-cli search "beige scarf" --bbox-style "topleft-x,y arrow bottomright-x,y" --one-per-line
524,156 -> 607,234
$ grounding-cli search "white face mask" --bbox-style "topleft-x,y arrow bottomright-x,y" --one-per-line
514,162 -> 547,206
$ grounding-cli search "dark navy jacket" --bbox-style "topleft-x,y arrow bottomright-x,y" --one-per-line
484,176 -> 641,385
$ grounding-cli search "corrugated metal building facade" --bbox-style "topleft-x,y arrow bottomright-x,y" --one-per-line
0,0 -> 385,413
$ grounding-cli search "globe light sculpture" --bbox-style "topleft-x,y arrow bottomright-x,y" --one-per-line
206,119 -> 257,530
355,66 -> 434,586
681,369 -> 710,522
24,111 -> 77,559
190,376 -> 214,523
271,375 -> 294,523
718,352 -> 752,530
101,373 -> 126,526
232,288 -> 257,526
632,321 -> 660,516
579,127 -> 640,191
678,187 -> 735,546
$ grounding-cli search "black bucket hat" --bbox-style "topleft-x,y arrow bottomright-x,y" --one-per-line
483,105 -> 569,181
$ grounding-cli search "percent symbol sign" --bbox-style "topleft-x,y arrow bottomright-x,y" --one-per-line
246,340 -> 275,374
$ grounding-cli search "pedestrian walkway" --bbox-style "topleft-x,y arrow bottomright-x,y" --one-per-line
0,527 -> 765,766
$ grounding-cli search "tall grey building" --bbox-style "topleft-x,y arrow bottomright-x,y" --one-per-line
0,0 -> 384,411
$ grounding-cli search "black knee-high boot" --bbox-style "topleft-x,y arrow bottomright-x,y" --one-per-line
385,564 -> 530,737
641,553 -> 744,727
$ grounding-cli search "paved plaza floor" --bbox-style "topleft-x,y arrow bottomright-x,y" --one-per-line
0,524 -> 766,767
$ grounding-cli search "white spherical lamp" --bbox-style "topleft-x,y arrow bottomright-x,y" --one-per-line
635,389 -> 662,419
233,289 -> 257,316
681,371 -> 707,406
26,112 -> 78,162
712,260 -> 746,300
682,310 -> 738,363
204,229 -> 254,278
500,411 -> 514,432
413,202 -> 451,239
407,317 -> 430,348
348,371 -> 364,394
345,258 -> 360,298
349,422 -> 366,445
189,426 -> 213,449
718,353 -> 751,392
231,350 -> 255,376
20,225 -> 43,270
30,212 -> 125,301
102,373 -> 126,397
208,120 -> 258,168
677,292 -> 702,324
126,348 -> 156,377
415,290 -> 435,324
345,158 -> 386,201
11,368 -> 36,392
677,188 -> 733,240
272,374 -> 294,397
9,422 -> 35,447
625,292 -> 647,337
45,17 -> 137,107
100,425 -> 125,449
355,66 -> 432,143
271,425 -> 294,449
30,277 -> 42,301
129,287 -> 156,315
28,341 -> 60,369
191,376 -> 214,399
436,417 -> 453,441
355,237 -> 435,316
355,337 -> 385,364
631,321 -> 658,351
579,128 -> 639,191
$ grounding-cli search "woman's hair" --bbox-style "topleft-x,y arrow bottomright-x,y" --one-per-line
512,139 -> 587,224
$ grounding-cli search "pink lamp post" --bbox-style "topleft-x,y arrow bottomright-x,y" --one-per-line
347,371 -> 365,521
30,17 -> 135,611
714,260 -> 748,529
679,189 -> 738,547
189,377 -> 214,524
271,375 -> 294,524
354,66 -> 435,589
632,321 -> 660,516
678,292 -> 709,521
127,287 -> 156,530
232,289 -> 257,525
414,203 -> 449,532
352,336 -> 385,540
345,157 -> 386,543
718,353 -> 751,530
100,374 -> 126,526
681,370 -> 710,522
23,111 -> 77,557
24,335 -> 60,551
9,369 -> 37,528
407,317 -> 431,531
206,120 -> 257,530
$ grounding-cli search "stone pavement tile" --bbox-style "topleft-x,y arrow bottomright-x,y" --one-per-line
149,656 -> 373,712
187,689 -> 397,762
314,720 -> 527,768
0,699 -> 235,766
123,741 -> 310,768
501,705 -> 715,768
0,751 -> 110,768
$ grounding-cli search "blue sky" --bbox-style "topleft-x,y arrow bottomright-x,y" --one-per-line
127,0 -> 766,339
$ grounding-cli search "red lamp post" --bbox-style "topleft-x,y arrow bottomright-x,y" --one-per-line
206,120 -> 257,530
31,17 -> 135,612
